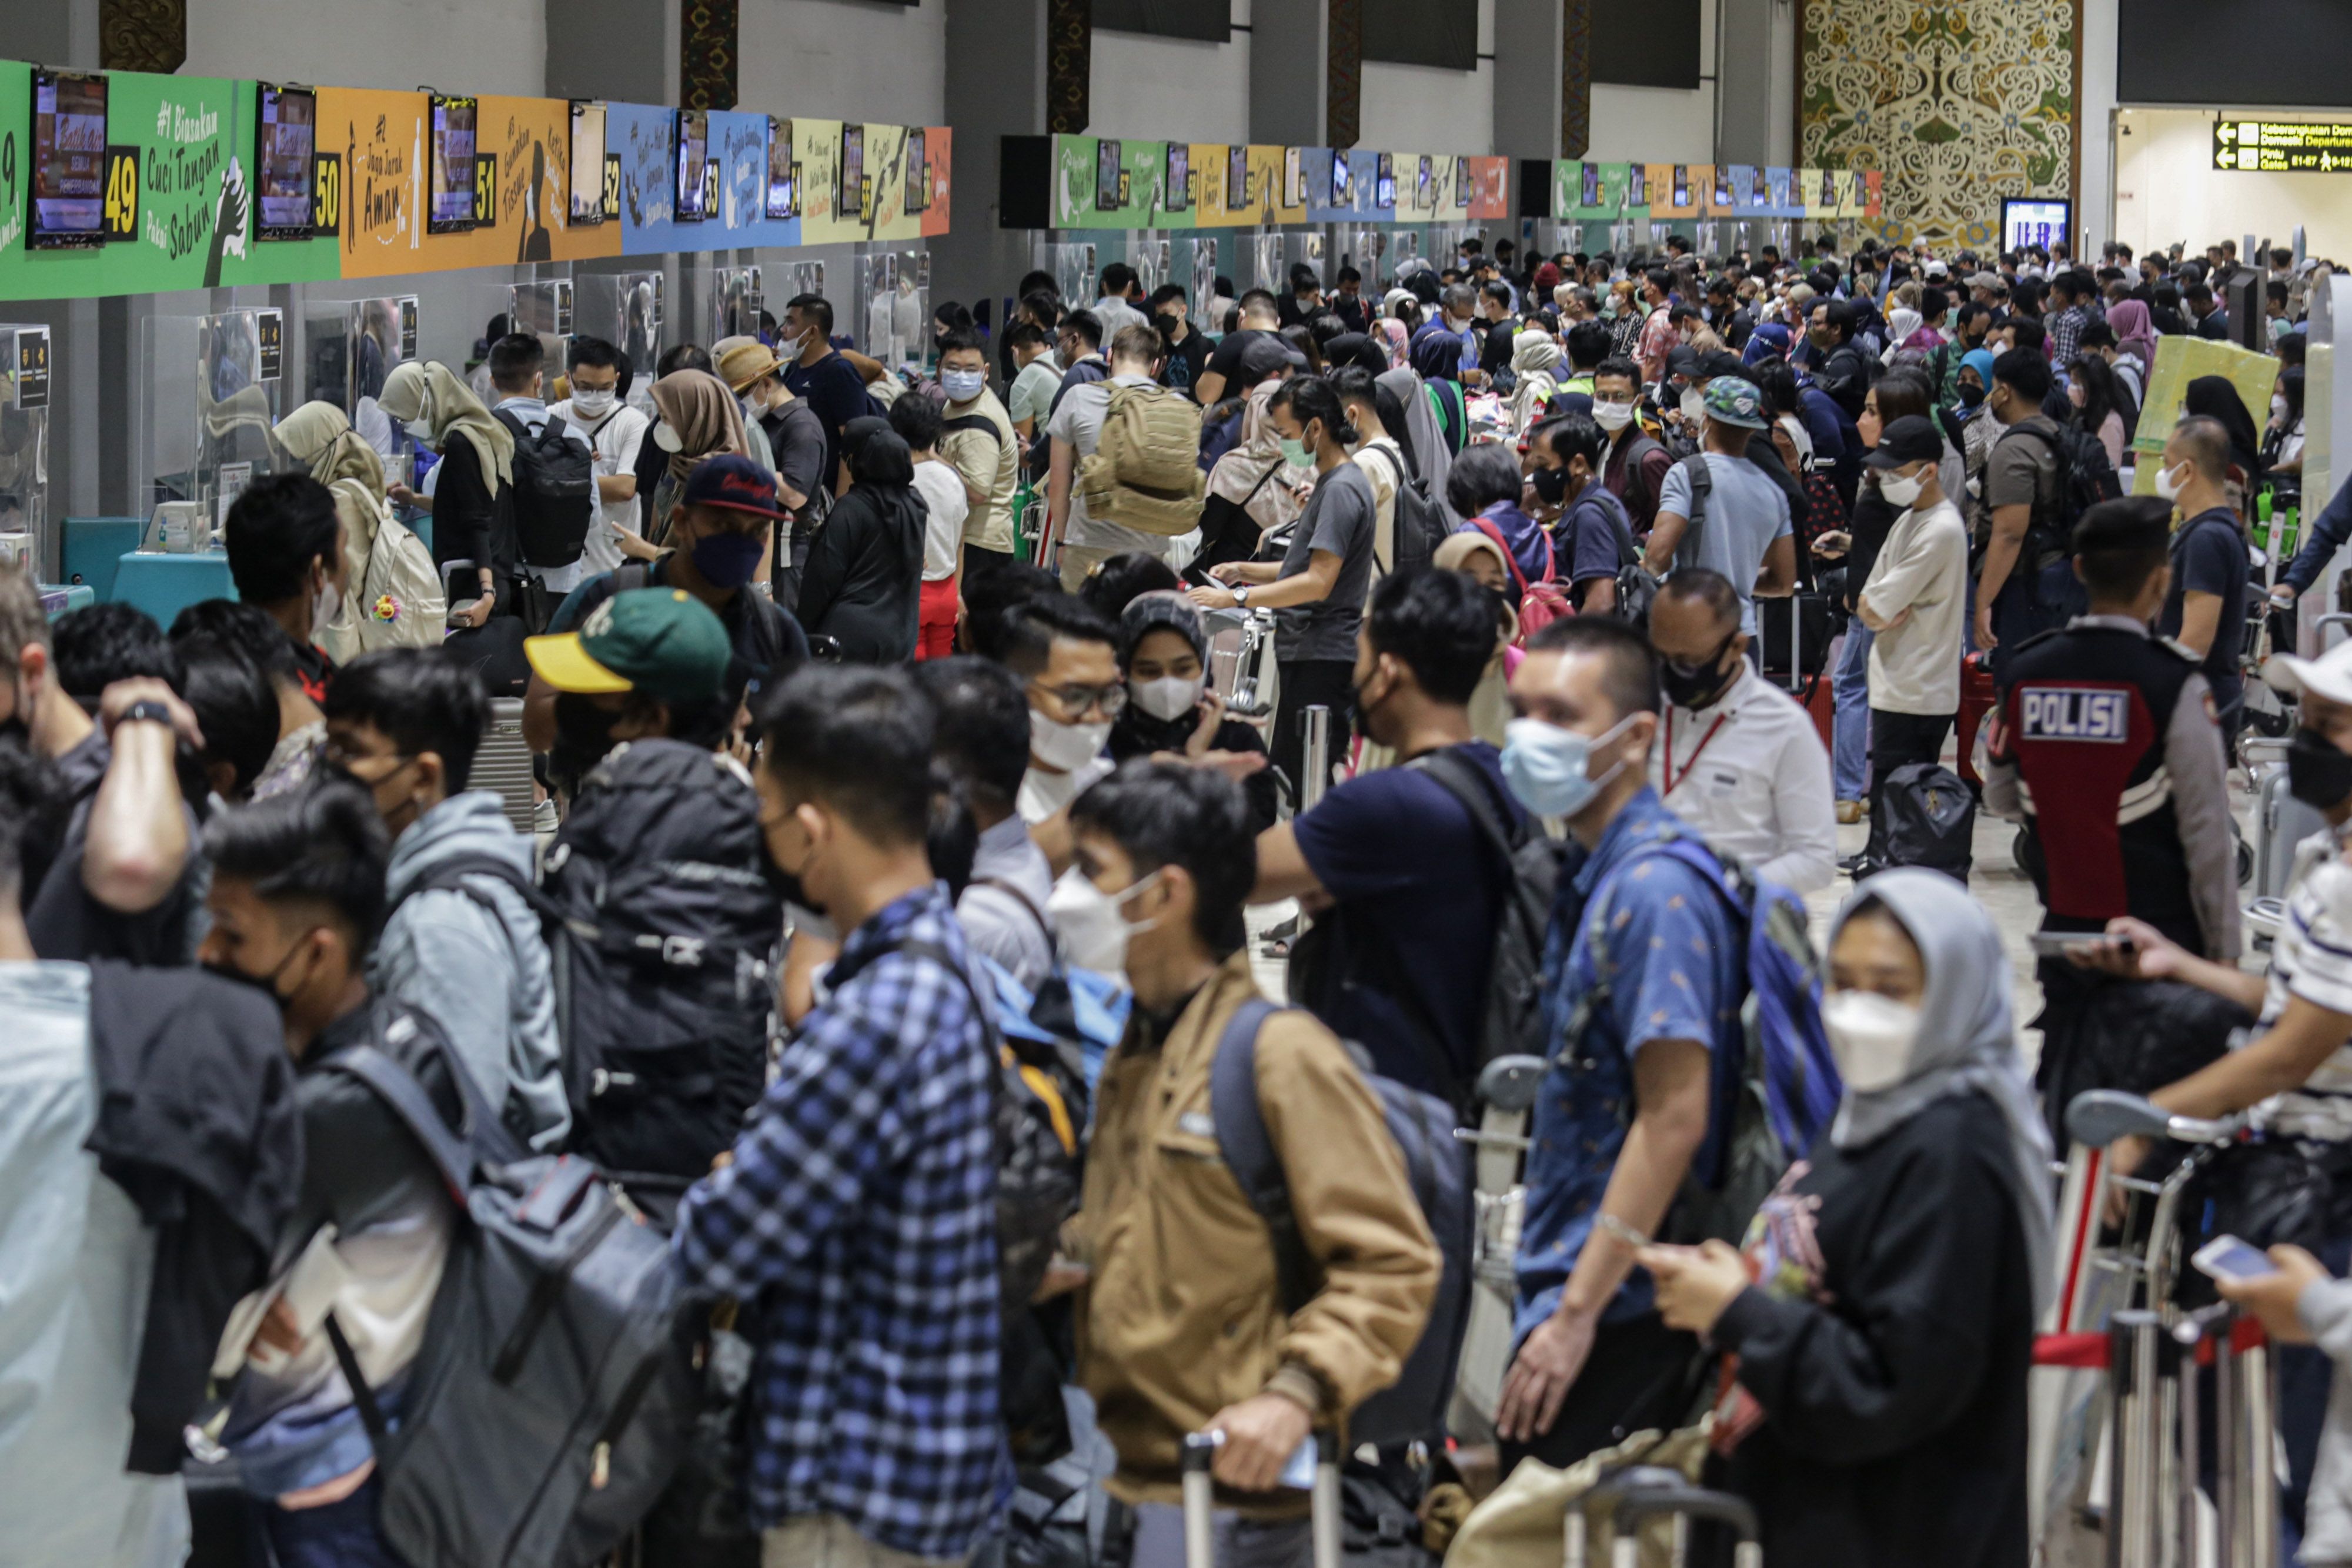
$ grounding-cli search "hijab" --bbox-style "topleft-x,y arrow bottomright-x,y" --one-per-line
2106,297 -> 2156,366
1828,870 -> 2056,1316
1207,379 -> 1306,538
1510,330 -> 1563,376
1742,321 -> 1792,367
1379,365 -> 1455,500
1409,326 -> 1464,384
275,401 -> 387,496
1322,333 -> 1392,378
1509,331 -> 1563,436
1372,317 -> 1411,369
2184,375 -> 2264,481
379,361 -> 513,496
1111,591 -> 1214,755
650,369 -> 750,481
1883,306 -> 1923,354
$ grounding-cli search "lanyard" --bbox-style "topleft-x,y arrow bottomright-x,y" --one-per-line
1662,707 -> 1732,797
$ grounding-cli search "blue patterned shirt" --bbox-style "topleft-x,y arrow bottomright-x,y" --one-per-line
673,882 -> 1011,1559
1515,787 -> 1740,1336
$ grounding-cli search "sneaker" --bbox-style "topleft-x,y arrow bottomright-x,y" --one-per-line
532,798 -> 559,834
1838,851 -> 1870,878
1836,799 -> 1862,824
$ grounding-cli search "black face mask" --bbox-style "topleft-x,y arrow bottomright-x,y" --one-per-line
2289,727 -> 2352,811
1529,465 -> 1572,506
553,693 -> 622,768
1659,633 -> 1740,711
203,959 -> 288,1015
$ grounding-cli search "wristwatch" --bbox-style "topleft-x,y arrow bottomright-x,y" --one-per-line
120,700 -> 175,730
1233,584 -> 1251,609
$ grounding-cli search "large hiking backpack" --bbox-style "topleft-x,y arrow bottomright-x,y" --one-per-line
318,1041 -> 696,1568
2000,420 -> 2123,569
402,740 -> 783,1181
1555,831 -> 1842,1248
496,409 -> 599,569
1077,382 -> 1209,536
1210,997 -> 1474,1449
338,477 -> 446,652
1364,442 -> 1450,579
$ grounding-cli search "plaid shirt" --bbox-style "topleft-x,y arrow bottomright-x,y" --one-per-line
674,882 -> 1010,1559
2050,303 -> 2090,366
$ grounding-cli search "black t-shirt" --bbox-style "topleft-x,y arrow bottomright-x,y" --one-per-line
550,555 -> 811,713
1289,743 -> 1521,1098
1203,329 -> 1278,396
783,349 -> 873,492
1480,317 -> 1517,373
1159,330 -> 1211,399
1713,1092 -> 2035,1568
2159,506 -> 2250,718
26,731 -> 205,967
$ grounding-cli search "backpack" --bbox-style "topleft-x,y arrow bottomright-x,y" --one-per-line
1999,420 -> 2123,569
1364,442 -> 1449,580
1077,382 -> 1208,536
329,478 -> 447,654
1555,831 -> 1842,1248
399,741 -> 783,1182
1869,761 -> 1976,882
1210,997 -> 1474,1449
495,409 -> 599,569
1469,516 -> 1570,642
318,1041 -> 696,1568
1573,484 -> 1652,625
1615,431 -> 1667,524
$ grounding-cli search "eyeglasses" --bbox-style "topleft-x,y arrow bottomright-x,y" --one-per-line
322,740 -> 415,774
1031,681 -> 1127,720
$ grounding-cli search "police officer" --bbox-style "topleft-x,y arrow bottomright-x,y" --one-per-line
1983,497 -> 2240,1108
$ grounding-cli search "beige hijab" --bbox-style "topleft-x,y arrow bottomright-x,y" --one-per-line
650,369 -> 749,481
379,361 -> 513,496
1205,378 -> 1305,539
1431,530 -> 1519,747
275,401 -> 388,496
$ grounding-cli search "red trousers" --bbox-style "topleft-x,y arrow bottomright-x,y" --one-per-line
917,576 -> 960,660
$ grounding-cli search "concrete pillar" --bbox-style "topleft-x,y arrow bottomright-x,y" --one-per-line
1492,0 -> 1565,159
1714,0 -> 1779,163
2076,0 -> 2119,257
933,0 -> 1051,313
1250,0 -> 1328,148
547,0 -> 681,105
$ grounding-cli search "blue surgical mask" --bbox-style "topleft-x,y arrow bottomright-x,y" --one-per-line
1501,714 -> 1636,818
941,369 -> 987,403
691,530 -> 767,589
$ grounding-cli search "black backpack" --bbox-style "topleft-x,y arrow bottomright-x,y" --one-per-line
400,740 -> 783,1182
1999,420 -> 2123,567
1869,762 -> 1976,882
1210,998 -> 1473,1449
1364,442 -> 1449,579
496,409 -> 599,569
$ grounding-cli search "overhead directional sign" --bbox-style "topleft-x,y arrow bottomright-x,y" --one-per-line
2213,119 -> 2352,173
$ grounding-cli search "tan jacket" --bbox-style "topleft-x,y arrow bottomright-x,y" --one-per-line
1070,952 -> 1440,1503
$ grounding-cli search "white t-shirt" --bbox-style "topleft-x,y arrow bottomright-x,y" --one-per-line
911,459 -> 971,581
1352,437 -> 1404,581
2251,833 -> 2352,1141
1860,495 -> 1969,714
549,399 -> 650,577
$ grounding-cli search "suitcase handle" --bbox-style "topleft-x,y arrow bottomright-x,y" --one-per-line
1568,1467 -> 1763,1568
1181,1429 -> 1343,1568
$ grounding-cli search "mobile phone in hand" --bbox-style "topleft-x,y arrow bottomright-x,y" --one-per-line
2192,1235 -> 2279,1283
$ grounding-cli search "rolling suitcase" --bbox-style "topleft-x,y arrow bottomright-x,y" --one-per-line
1180,1430 -> 1342,1568
1564,1465 -> 1762,1567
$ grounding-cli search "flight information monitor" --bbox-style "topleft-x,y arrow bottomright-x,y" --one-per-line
255,83 -> 318,240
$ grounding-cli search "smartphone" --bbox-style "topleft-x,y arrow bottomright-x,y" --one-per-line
2192,1235 -> 2280,1283
2029,931 -> 2126,957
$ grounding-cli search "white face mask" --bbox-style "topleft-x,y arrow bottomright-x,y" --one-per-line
1030,707 -> 1112,773
1821,989 -> 1922,1092
1877,469 -> 1926,508
311,564 -> 345,634
653,423 -> 685,454
1678,386 -> 1706,426
1593,400 -> 1636,433
2153,460 -> 2187,502
737,393 -> 763,426
403,417 -> 436,449
2273,393 -> 2291,421
1131,673 -> 1205,723
569,387 -> 616,419
1047,865 -> 1165,975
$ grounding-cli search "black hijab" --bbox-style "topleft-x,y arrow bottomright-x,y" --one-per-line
2183,375 -> 2264,482
1322,333 -> 1391,377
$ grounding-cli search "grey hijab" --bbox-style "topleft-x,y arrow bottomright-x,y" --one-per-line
1377,366 -> 1453,503
1828,869 -> 2056,1316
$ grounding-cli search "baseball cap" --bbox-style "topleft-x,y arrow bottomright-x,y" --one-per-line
1967,271 -> 2003,292
2273,641 -> 2352,707
525,587 -> 731,703
1237,334 -> 1299,385
1663,345 -> 1703,384
1863,414 -> 1943,469
1693,350 -> 1747,382
680,452 -> 787,521
716,339 -> 783,393
1925,259 -> 1950,279
1700,375 -> 1767,429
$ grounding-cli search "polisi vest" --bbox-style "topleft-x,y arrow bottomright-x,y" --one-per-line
1997,622 -> 2201,950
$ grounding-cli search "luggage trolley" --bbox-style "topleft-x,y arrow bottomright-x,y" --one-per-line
2033,1089 -> 2278,1568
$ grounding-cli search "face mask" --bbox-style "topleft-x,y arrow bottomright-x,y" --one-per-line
1529,464 -> 1572,506
1659,635 -> 1739,710
1593,401 -> 1636,433
403,417 -> 436,449
691,529 -> 767,589
1499,713 -> 1635,818
1048,865 -> 1164,975
653,423 -> 685,454
1957,381 -> 1986,409
311,567 -> 344,632
1678,387 -> 1707,426
203,933 -> 315,1019
570,387 -> 616,419
1031,708 -> 1112,773
1877,469 -> 1926,509
737,393 -> 763,426
941,369 -> 987,403
1279,437 -> 1311,468
1131,674 -> 1204,723
553,693 -> 622,768
780,330 -> 808,360
1821,988 -> 1922,1092
2288,726 -> 2352,811
2153,462 -> 2187,502
2274,393 -> 2292,420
